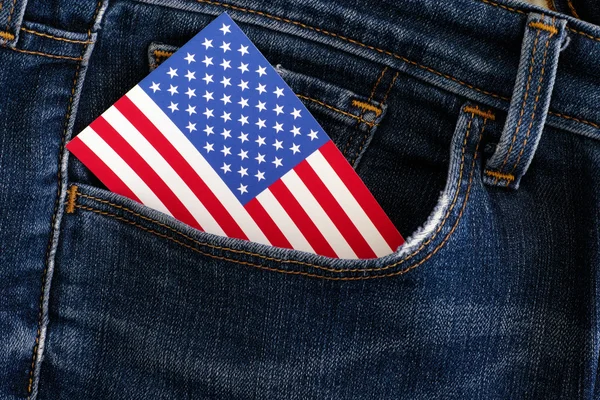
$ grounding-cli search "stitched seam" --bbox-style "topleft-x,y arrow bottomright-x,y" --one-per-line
350,100 -> 382,116
66,185 -> 78,214
4,0 -> 16,32
26,1 -> 100,393
494,28 -> 541,184
75,106 -> 491,274
567,0 -> 580,18
484,170 -> 515,181
529,21 -> 558,35
380,71 -> 399,105
19,27 -> 94,44
153,49 -> 174,59
74,120 -> 484,280
343,66 -> 386,157
549,111 -> 599,129
296,94 -> 377,127
0,30 -> 14,40
463,106 -> 496,120
9,47 -> 83,60
509,30 -> 553,181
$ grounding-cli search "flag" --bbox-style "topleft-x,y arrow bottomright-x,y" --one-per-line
67,12 -> 403,259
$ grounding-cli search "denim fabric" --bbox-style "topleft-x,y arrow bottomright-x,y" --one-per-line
1,0 -> 600,399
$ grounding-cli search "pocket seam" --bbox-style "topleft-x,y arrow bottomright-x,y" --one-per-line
70,106 -> 489,279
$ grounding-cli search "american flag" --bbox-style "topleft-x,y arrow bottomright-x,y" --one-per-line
67,13 -> 403,259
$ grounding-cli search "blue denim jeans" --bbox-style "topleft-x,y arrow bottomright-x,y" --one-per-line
1,0 -> 599,398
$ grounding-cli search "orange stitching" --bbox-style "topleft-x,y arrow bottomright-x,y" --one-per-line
464,106 -> 496,120
351,100 -> 382,116
5,0 -> 16,32
566,0 -> 581,19
484,170 -> 515,182
65,185 -> 78,214
153,49 -> 175,59
368,66 -> 387,102
548,110 -> 600,129
75,107 -> 490,275
509,28 -> 553,180
380,71 -> 399,105
296,94 -> 377,127
9,47 -> 83,61
495,28 -> 541,184
0,30 -> 14,40
529,21 -> 558,35
20,27 -> 94,44
194,0 -> 600,130
74,121 -> 482,281
27,1 -> 100,393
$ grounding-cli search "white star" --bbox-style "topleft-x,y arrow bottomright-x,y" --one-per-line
273,104 -> 284,115
256,118 -> 266,129
272,139 -> 283,150
272,157 -> 283,168
220,111 -> 231,122
255,170 -> 265,181
220,41 -> 231,52
202,90 -> 213,101
238,80 -> 249,91
238,45 -> 249,56
238,115 -> 249,125
237,183 -> 248,194
220,23 -> 231,35
238,97 -> 249,108
238,132 -> 249,143
185,70 -> 196,81
220,59 -> 231,70
202,38 -> 213,49
167,67 -> 178,78
184,53 -> 196,64
149,82 -> 160,92
256,83 -> 267,94
256,65 -> 267,77
290,126 -> 301,136
204,142 -> 214,153
186,122 -> 196,132
202,55 -> 213,67
290,143 -> 301,154
255,101 -> 266,111
238,62 -> 249,73
220,129 -> 231,139
203,108 -> 214,118
273,122 -> 284,133
308,129 -> 319,140
168,102 -> 178,112
185,87 -> 196,99
220,94 -> 231,105
238,166 -> 248,177
274,87 -> 285,97
220,163 -> 231,174
255,153 -> 266,164
255,136 -> 266,147
220,76 -> 231,87
238,150 -> 249,160
221,145 -> 231,157
290,108 -> 302,119
203,125 -> 214,135
167,84 -> 178,95
202,73 -> 213,84
186,104 -> 196,115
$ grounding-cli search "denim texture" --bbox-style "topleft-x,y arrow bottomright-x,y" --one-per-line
1,0 -> 600,399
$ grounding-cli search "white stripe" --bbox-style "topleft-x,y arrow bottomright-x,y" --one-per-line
255,189 -> 314,253
127,85 -> 270,245
103,106 -> 225,236
78,127 -> 171,216
307,150 -> 393,257
281,170 -> 356,258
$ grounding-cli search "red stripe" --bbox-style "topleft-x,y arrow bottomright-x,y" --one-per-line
294,160 -> 377,258
90,117 -> 202,230
244,198 -> 292,249
268,180 -> 337,258
115,94 -> 249,241
319,141 -> 404,248
67,136 -> 140,202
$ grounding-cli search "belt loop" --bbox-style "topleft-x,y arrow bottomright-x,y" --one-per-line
0,0 -> 27,47
483,13 -> 567,190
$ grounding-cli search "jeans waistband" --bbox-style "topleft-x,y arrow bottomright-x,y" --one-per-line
140,0 -> 600,140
